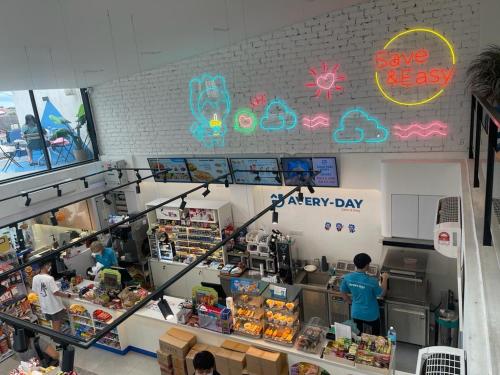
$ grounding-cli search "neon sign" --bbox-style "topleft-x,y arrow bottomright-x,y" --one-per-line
374,28 -> 456,106
393,121 -> 448,139
189,73 -> 231,148
305,62 -> 346,100
260,98 -> 297,131
333,108 -> 388,144
302,114 -> 330,129
233,108 -> 258,135
250,93 -> 267,109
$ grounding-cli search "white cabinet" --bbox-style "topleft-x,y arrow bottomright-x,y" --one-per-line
391,194 -> 441,240
391,195 -> 419,238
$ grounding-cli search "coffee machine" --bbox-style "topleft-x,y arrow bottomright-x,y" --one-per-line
273,232 -> 296,284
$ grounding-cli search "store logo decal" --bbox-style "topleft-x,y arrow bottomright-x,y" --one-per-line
271,194 -> 363,210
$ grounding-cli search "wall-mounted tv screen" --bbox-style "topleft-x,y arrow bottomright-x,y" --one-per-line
185,158 -> 233,184
230,158 -> 282,186
281,157 -> 339,187
147,158 -> 191,183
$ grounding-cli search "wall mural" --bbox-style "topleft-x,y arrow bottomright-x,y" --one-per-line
260,98 -> 298,132
305,62 -> 346,100
333,108 -> 388,144
302,114 -> 330,129
393,121 -> 448,139
374,28 -> 456,106
189,73 -> 231,148
233,108 -> 258,135
187,28 -> 455,147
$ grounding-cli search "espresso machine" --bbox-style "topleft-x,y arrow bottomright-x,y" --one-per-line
274,232 -> 296,284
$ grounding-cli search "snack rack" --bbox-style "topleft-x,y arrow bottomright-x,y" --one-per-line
231,278 -> 268,338
263,284 -> 301,346
193,285 -> 232,334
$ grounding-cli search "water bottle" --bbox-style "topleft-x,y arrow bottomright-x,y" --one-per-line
387,326 -> 397,344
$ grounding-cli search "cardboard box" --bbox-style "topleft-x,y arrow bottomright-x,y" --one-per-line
221,339 -> 250,354
167,327 -> 197,347
246,347 -> 262,375
173,363 -> 187,375
213,347 -> 232,375
228,350 -> 246,375
245,347 -> 286,375
157,350 -> 173,367
159,334 -> 192,358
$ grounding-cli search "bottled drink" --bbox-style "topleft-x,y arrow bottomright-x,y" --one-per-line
387,326 -> 397,344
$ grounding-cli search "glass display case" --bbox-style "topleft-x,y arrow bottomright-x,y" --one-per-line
230,278 -> 268,338
295,317 -> 327,354
263,284 -> 301,346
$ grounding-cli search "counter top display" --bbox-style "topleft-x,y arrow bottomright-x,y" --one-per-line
295,317 -> 327,355
231,278 -> 268,338
264,284 -> 301,346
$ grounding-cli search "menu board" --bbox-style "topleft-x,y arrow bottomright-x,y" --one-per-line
281,157 -> 339,187
147,158 -> 191,183
230,158 -> 282,186
185,158 -> 233,184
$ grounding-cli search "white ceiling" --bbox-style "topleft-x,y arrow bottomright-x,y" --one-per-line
0,0 -> 367,90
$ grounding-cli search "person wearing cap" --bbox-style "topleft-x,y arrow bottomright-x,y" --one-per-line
340,253 -> 388,335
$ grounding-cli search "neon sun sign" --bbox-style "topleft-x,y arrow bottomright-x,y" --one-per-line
374,28 -> 456,106
305,62 -> 346,100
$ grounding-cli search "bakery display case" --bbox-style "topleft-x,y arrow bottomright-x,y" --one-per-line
295,317 -> 327,354
263,284 -> 301,346
230,278 -> 268,338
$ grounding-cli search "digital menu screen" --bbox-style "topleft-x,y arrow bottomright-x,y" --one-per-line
281,157 -> 339,187
230,158 -> 282,186
185,158 -> 233,184
147,158 -> 191,183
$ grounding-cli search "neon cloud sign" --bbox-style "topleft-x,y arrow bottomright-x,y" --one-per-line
234,108 -> 258,135
302,114 -> 330,129
305,62 -> 346,100
260,98 -> 297,131
189,73 -> 231,148
374,28 -> 456,106
393,121 -> 448,139
333,108 -> 388,144
250,93 -> 267,109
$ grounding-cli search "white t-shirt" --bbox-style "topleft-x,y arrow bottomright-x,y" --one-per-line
32,274 -> 65,314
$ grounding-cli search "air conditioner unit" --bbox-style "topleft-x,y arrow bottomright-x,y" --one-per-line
434,196 -> 461,258
416,346 -> 465,375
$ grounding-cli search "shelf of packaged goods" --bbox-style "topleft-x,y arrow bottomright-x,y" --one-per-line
0,349 -> 14,363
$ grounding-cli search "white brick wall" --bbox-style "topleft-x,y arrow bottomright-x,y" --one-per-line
91,0 -> 480,158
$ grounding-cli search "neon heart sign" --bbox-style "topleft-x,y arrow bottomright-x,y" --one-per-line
233,108 -> 257,135
316,73 -> 336,90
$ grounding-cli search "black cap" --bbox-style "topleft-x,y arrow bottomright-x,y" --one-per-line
353,253 -> 371,269
193,350 -> 216,370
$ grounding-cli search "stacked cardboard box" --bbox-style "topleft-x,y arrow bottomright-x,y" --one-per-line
246,346 -> 288,375
157,328 -> 197,375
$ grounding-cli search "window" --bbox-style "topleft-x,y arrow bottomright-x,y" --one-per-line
0,88 -> 98,182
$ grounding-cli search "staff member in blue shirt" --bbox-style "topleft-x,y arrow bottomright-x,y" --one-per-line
340,253 -> 388,335
90,240 -> 118,269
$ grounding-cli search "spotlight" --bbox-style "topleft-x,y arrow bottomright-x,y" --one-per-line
275,174 -> 281,184
254,172 -> 261,182
13,328 -> 27,352
163,173 -> 167,183
297,189 -> 304,203
224,178 -> 229,188
55,185 -> 62,197
272,208 -> 279,225
135,183 -> 141,194
202,185 -> 210,197
103,194 -> 112,205
135,169 -> 142,181
158,296 -> 174,320
82,178 -> 89,188
307,184 -> 315,194
24,194 -> 31,207
50,210 -> 58,226
118,169 -> 123,180
179,197 -> 187,210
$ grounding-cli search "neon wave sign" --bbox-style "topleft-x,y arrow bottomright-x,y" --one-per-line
302,114 -> 330,129
393,121 -> 448,139
305,62 -> 346,100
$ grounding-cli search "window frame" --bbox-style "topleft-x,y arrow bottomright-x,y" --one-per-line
0,88 -> 99,185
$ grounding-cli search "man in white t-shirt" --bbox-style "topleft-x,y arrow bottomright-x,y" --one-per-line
32,261 -> 70,331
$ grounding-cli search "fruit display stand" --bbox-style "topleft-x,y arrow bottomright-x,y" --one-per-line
231,278 -> 268,338
263,284 -> 301,346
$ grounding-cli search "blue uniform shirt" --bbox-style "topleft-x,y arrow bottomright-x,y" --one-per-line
95,247 -> 118,269
340,271 -> 383,322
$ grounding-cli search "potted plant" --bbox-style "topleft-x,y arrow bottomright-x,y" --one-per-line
466,45 -> 500,108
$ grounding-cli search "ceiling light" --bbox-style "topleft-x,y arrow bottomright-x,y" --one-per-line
135,183 -> 141,194
202,185 -> 210,197
118,169 -> 123,179
272,208 -> 279,225
224,178 -> 229,188
82,178 -> 89,188
307,184 -> 315,194
135,170 -> 142,181
55,185 -> 62,197
298,189 -> 304,203
103,194 -> 112,205
254,172 -> 261,182
179,197 -> 187,210
275,174 -> 281,184
158,297 -> 174,320
24,194 -> 31,207
50,210 -> 58,226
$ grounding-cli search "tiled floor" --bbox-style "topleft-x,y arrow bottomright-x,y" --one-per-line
0,346 -> 161,375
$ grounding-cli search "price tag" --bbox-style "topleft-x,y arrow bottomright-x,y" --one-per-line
270,285 -> 287,299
